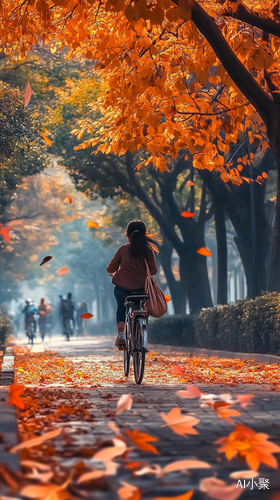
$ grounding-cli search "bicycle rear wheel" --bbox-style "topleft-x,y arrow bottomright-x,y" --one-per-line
133,319 -> 145,385
123,318 -> 130,377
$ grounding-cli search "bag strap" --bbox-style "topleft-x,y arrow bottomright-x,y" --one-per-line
144,258 -> 151,277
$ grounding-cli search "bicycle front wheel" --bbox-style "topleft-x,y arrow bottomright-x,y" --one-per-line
133,320 -> 146,385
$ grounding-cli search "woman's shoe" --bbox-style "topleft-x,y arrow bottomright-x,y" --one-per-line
115,332 -> 126,350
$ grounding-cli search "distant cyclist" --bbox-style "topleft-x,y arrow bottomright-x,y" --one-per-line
60,292 -> 75,336
38,297 -> 48,339
76,301 -> 88,336
22,299 -> 39,339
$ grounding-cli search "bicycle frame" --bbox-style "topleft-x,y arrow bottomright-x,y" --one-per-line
124,296 -> 148,351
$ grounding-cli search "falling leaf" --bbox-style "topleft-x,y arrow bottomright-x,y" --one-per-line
94,438 -> 127,462
39,256 -> 52,266
41,133 -> 52,147
8,383 -> 25,410
20,477 -> 70,500
64,195 -> 73,204
87,221 -> 99,229
10,428 -> 62,453
55,265 -> 69,275
181,211 -> 195,218
108,421 -> 120,434
164,294 -> 171,302
161,407 -> 199,437
229,470 -> 259,479
77,461 -> 118,483
216,424 -> 280,470
0,224 -> 13,243
118,481 -> 141,500
162,459 -> 211,475
236,394 -> 254,408
172,365 -> 184,375
24,81 -> 32,108
200,477 -> 242,500
116,394 -> 133,415
26,468 -> 54,482
125,430 -> 159,454
213,402 -> 241,425
151,492 -> 193,500
0,464 -> 19,489
80,313 -> 93,319
176,385 -> 202,399
186,180 -> 195,186
21,460 -> 51,471
196,247 -> 212,256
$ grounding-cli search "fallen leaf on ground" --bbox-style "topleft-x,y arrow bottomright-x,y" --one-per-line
199,477 -> 242,500
87,221 -> 99,229
0,464 -> 19,489
213,401 -> 241,424
172,365 -> 184,375
162,459 -> 211,475
229,470 -> 259,479
181,211 -> 195,218
21,460 -> 51,471
125,430 -> 159,454
26,468 -> 54,483
41,133 -> 52,147
20,477 -> 70,500
176,385 -> 202,399
161,407 -> 199,437
39,256 -> 52,266
80,313 -> 93,319
118,482 -> 141,500
8,383 -> 25,410
94,438 -> 127,462
196,247 -> 212,256
64,195 -> 73,204
78,461 -> 119,484
55,265 -> 69,276
216,424 -> 280,470
24,81 -> 32,108
116,394 -> 133,415
10,428 -> 62,453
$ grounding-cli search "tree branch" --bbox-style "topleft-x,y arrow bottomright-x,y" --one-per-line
223,2 -> 280,38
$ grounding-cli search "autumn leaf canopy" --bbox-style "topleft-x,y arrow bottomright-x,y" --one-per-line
0,0 -> 279,176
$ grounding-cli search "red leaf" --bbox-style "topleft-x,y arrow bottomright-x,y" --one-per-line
39,256 -> 52,266
80,313 -> 93,319
181,211 -> 195,218
24,81 -> 32,108
186,180 -> 195,186
172,365 -> 184,375
196,247 -> 212,257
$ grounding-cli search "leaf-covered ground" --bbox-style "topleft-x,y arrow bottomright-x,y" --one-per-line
14,347 -> 280,389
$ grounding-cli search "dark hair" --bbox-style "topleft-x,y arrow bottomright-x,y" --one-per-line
67,292 -> 72,299
126,220 -> 159,263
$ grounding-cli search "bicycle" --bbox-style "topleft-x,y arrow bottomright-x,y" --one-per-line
64,317 -> 73,341
39,319 -> 46,341
123,293 -> 149,385
26,322 -> 35,345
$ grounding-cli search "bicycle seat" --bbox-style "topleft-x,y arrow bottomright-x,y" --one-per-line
125,294 -> 149,301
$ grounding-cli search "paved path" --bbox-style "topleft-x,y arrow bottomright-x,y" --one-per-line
13,334 -> 280,499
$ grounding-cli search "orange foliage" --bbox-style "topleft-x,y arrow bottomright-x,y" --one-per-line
8,383 -> 26,410
216,424 -> 280,470
125,429 -> 159,454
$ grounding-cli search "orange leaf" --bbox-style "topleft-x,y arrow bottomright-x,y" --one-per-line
176,385 -> 202,399
186,180 -> 195,186
161,407 -> 199,437
162,460 -> 211,475
181,211 -> 195,218
236,394 -> 254,408
11,428 -> 62,453
118,482 -> 141,500
24,81 -> 32,108
0,226 -> 13,243
200,477 -> 242,500
87,221 -> 99,229
125,429 -> 159,455
8,383 -> 25,410
55,265 -> 69,275
213,401 -> 241,424
151,492 -> 193,500
172,365 -> 184,375
164,294 -> 171,302
80,313 -> 93,319
196,247 -> 212,256
64,195 -> 73,204
116,394 -> 133,415
262,172 -> 268,179
94,438 -> 127,463
39,255 -> 52,266
41,133 -> 52,147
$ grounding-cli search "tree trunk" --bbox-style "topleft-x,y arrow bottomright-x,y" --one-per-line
214,200 -> 227,304
159,238 -> 187,314
269,154 -> 280,291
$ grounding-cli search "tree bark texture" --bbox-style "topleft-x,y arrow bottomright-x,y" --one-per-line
214,200 -> 227,304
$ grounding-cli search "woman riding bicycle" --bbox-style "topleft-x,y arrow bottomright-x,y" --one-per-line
107,220 -> 158,350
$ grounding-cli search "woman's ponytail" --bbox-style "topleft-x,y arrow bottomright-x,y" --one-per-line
126,220 -> 158,262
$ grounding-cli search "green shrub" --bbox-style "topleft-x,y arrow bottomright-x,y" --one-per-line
148,292 -> 280,355
0,308 -> 13,346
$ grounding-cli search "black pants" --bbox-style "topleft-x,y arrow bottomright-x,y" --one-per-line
114,286 -> 145,323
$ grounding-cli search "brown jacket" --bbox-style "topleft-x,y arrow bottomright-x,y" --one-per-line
107,244 -> 157,291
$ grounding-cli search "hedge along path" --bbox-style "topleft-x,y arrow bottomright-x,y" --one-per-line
14,347 -> 280,388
